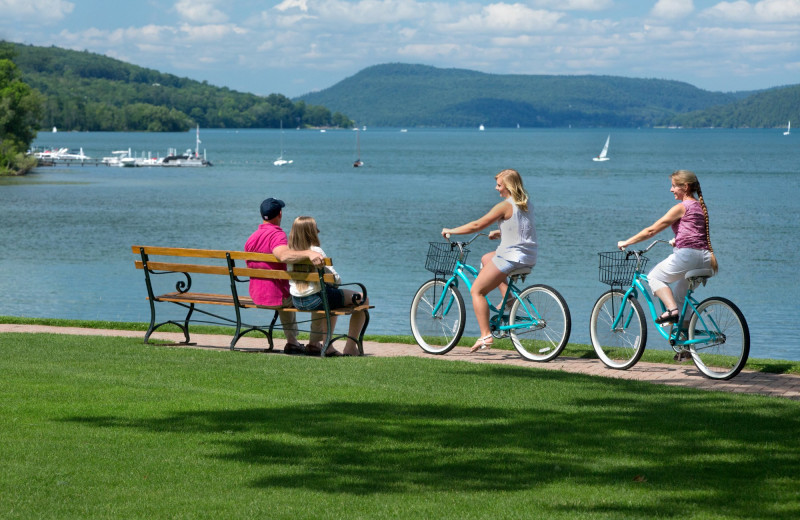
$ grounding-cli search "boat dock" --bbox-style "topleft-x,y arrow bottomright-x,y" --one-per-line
36,158 -> 107,167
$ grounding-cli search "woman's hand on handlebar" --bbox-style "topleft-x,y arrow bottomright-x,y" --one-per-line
617,240 -> 628,250
441,228 -> 453,239
488,229 -> 501,240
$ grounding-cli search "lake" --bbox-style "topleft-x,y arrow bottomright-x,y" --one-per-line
2,127 -> 799,360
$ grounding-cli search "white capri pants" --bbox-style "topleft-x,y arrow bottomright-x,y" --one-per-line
647,247 -> 712,310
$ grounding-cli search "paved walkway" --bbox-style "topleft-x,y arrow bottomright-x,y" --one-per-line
3,324 -> 800,401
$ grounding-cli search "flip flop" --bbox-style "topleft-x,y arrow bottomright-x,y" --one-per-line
283,343 -> 306,355
470,335 -> 494,353
655,308 -> 679,324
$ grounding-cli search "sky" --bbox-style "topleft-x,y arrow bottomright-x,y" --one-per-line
1,0 -> 799,97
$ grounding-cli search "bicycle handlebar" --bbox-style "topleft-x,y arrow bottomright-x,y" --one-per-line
443,233 -> 489,256
620,239 -> 672,258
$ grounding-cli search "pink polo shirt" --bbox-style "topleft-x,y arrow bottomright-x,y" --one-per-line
244,222 -> 289,306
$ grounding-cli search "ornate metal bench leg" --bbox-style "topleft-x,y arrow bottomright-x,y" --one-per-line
181,304 -> 194,344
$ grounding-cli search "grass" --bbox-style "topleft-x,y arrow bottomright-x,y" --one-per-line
2,315 -> 799,375
1,330 -> 800,519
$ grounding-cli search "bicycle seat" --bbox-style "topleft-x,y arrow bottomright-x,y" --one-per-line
508,266 -> 532,277
685,269 -> 714,280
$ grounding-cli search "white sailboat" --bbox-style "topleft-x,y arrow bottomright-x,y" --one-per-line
784,121 -> 791,136
274,121 -> 293,166
593,134 -> 611,162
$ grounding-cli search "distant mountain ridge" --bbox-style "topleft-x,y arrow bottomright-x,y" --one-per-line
297,63 -> 797,128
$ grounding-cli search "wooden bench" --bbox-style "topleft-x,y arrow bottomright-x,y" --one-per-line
132,245 -> 372,356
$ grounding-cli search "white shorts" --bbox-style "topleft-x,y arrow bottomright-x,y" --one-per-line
648,248 -> 711,307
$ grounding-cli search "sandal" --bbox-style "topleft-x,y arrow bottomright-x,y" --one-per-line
655,308 -> 680,324
283,343 -> 306,355
470,335 -> 494,353
304,344 -> 323,356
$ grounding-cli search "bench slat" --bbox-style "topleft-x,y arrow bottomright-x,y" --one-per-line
134,245 -> 332,267
135,260 -> 336,284
153,292 -> 373,315
232,266 -> 337,284
135,260 -> 229,276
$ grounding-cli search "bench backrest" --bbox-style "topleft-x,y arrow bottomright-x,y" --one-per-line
131,245 -> 336,284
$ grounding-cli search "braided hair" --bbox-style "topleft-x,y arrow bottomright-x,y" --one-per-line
672,170 -> 719,273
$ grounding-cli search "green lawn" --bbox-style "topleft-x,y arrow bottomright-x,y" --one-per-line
1,330 -> 799,519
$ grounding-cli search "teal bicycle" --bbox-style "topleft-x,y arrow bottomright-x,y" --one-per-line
410,234 -> 571,361
589,240 -> 749,380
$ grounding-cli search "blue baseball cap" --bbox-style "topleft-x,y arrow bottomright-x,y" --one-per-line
260,198 -> 285,220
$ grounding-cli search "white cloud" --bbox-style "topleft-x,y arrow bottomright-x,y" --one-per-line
313,0 -> 427,24
532,0 -> 613,10
651,0 -> 695,19
275,0 -> 309,12
444,3 -> 564,33
754,0 -> 800,19
702,0 -> 800,22
178,23 -> 248,42
0,0 -> 74,23
174,0 -> 228,23
397,43 -> 463,58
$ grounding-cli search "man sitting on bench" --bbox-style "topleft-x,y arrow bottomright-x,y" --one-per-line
245,197 -> 325,355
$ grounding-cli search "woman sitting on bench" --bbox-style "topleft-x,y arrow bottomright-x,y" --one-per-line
288,216 -> 369,357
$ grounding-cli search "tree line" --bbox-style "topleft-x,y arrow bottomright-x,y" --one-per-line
9,42 -> 352,133
0,45 -> 41,175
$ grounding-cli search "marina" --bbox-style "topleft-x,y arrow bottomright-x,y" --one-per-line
32,125 -> 211,167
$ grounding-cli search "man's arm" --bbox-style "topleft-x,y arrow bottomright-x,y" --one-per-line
273,245 -> 324,266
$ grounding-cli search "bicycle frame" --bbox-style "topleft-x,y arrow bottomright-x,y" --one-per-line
431,257 -> 544,335
614,262 -> 724,351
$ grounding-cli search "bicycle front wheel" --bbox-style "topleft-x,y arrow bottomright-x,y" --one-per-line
590,290 -> 647,369
688,297 -> 750,380
410,278 -> 466,354
509,284 -> 571,362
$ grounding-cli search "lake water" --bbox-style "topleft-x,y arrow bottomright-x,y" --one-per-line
2,128 -> 799,361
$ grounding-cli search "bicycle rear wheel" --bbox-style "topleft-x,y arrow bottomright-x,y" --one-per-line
509,284 -> 571,362
590,290 -> 647,370
688,297 -> 749,380
410,278 -> 466,354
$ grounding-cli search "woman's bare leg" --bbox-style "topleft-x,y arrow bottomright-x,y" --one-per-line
470,261 -> 508,351
340,290 -> 367,355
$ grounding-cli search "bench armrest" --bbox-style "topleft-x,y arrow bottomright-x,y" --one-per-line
338,281 -> 368,305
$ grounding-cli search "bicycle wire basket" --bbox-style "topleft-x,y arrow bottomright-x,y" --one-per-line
425,242 -> 467,276
598,250 -> 648,286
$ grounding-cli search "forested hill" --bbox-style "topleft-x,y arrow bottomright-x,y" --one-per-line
7,42 -> 351,132
297,63 -> 795,129
671,84 -> 800,128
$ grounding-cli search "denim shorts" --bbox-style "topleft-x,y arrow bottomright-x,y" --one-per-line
292,285 -> 345,311
491,255 -> 535,275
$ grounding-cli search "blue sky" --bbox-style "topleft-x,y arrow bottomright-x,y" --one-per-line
2,0 -> 798,97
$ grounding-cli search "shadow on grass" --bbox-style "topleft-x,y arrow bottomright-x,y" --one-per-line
63,365 -> 800,518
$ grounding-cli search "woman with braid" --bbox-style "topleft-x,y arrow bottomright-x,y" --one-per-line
617,170 -> 718,326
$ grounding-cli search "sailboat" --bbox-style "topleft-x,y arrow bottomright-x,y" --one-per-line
784,121 -> 791,136
274,121 -> 293,166
593,134 -> 611,162
353,126 -> 363,167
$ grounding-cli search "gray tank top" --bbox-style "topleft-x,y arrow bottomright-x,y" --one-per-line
496,197 -> 537,265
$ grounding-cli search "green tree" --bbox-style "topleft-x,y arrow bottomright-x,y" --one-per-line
0,48 -> 42,175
